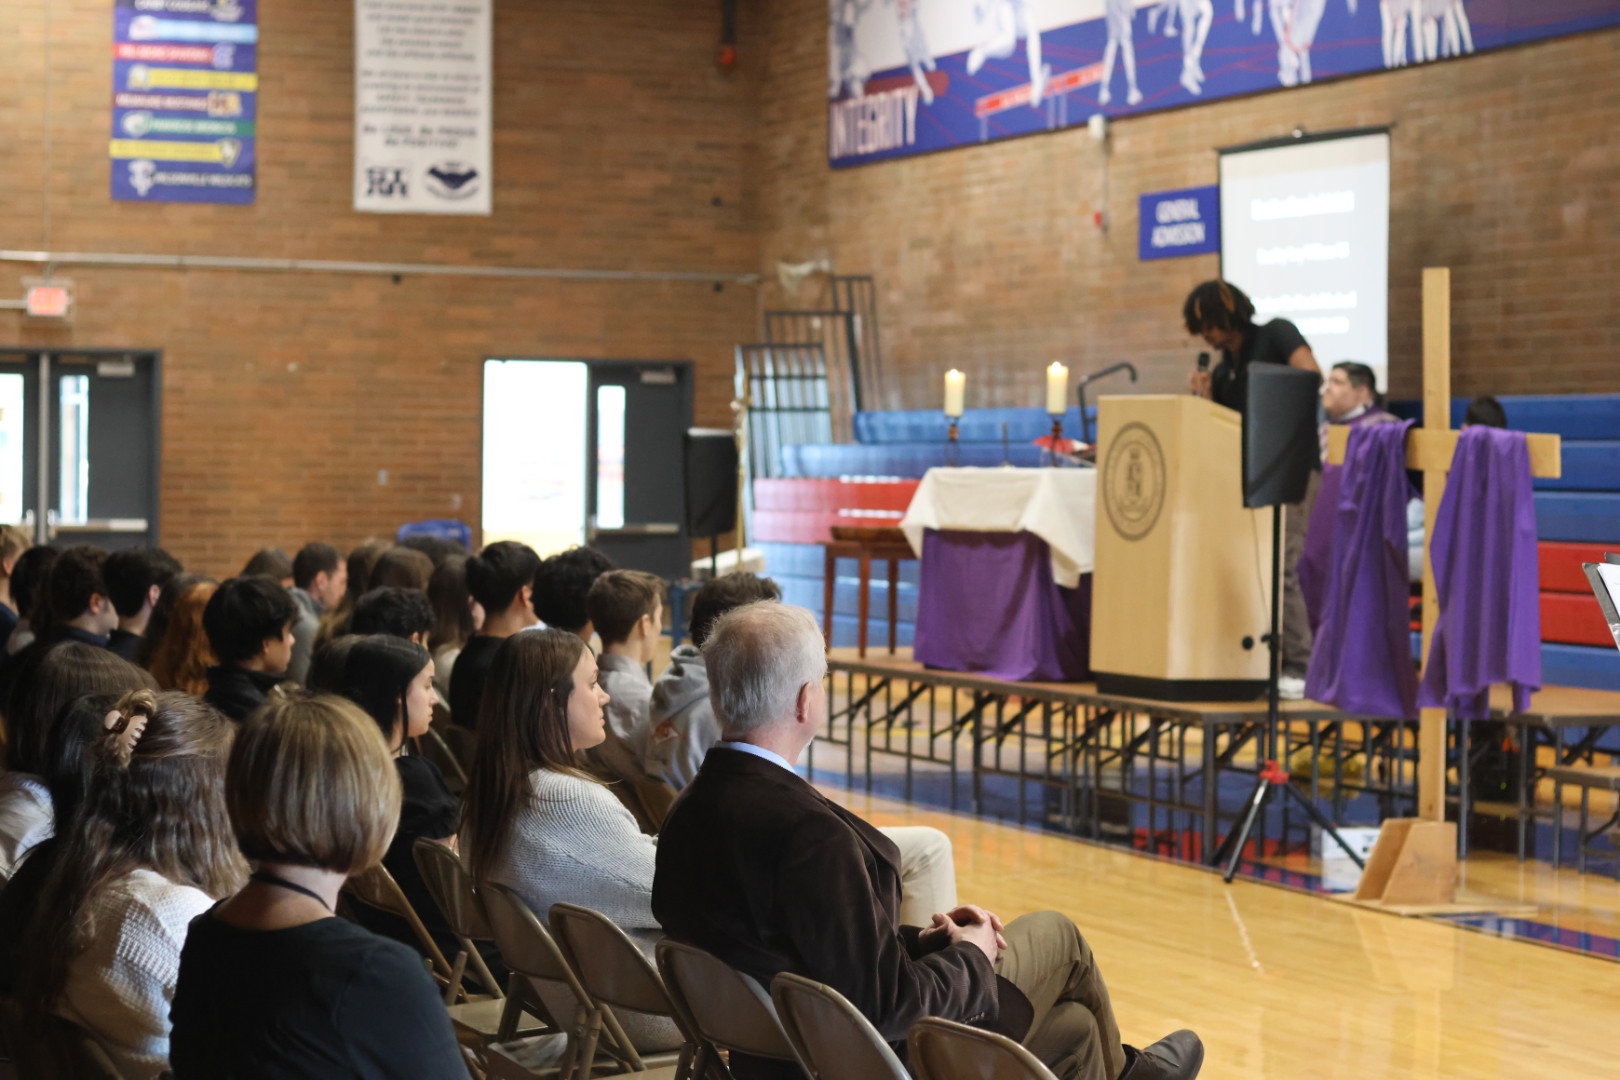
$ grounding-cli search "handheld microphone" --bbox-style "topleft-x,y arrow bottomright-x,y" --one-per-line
1193,351 -> 1210,396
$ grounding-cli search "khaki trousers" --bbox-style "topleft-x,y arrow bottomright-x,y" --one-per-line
880,825 -> 959,926
997,911 -> 1127,1080
1282,468 -> 1321,677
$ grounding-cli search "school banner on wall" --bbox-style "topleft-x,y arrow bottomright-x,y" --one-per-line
828,1 -> 1620,168
354,0 -> 493,215
110,0 -> 258,204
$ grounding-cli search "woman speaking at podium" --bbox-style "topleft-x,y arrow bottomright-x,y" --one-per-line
1182,278 -> 1321,699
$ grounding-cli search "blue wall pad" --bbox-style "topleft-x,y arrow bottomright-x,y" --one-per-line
781,442 -> 1055,478
1534,442 -> 1620,492
1533,492 -> 1620,543
854,406 -> 1097,445
1389,393 -> 1620,440
1541,643 -> 1620,692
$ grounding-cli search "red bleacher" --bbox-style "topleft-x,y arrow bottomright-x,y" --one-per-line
752,478 -> 919,545
1540,541 -> 1617,647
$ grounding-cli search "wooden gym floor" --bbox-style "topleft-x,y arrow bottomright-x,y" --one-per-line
823,786 -> 1620,1080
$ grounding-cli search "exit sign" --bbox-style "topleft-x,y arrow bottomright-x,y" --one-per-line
24,280 -> 73,319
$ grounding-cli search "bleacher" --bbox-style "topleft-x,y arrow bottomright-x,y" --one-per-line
759,394 -> 1620,690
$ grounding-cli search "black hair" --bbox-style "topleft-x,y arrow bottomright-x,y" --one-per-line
368,546 -> 434,592
1464,396 -> 1508,429
351,587 -> 436,641
47,545 -> 110,624
427,555 -> 476,654
465,541 -> 541,614
44,692 -> 124,826
1182,280 -> 1256,336
11,546 -> 59,628
689,573 -> 783,647
202,575 -> 299,665
1331,361 -> 1384,409
102,546 -> 183,619
292,542 -> 341,590
242,548 -> 294,581
341,634 -> 431,750
531,546 -> 616,633
399,534 -> 467,566
308,634 -> 367,695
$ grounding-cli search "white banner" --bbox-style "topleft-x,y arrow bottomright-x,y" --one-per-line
354,0 -> 491,215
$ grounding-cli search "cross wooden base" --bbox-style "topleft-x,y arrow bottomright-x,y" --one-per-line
1350,818 -> 1458,909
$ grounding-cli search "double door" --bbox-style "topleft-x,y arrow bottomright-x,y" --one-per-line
0,350 -> 162,550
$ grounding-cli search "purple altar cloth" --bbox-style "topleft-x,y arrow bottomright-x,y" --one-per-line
1304,421 -> 1419,719
1418,426 -> 1542,720
912,529 -> 1091,683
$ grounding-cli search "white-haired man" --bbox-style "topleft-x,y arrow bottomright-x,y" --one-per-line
652,602 -> 1203,1080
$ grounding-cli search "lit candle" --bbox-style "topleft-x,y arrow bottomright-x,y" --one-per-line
944,369 -> 965,418
1046,362 -> 1068,415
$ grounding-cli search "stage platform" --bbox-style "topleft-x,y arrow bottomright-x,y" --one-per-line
814,648 -> 1620,877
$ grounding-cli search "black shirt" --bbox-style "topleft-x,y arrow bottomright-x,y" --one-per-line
0,604 -> 16,652
447,633 -> 503,730
352,755 -> 460,957
203,665 -> 287,721
106,628 -> 142,662
1210,317 -> 1309,414
170,910 -> 465,1080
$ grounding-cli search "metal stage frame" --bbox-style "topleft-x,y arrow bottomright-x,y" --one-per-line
809,651 -> 1425,864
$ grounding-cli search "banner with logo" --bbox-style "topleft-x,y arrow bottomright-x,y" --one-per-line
828,1 -> 1620,169
111,0 -> 257,204
354,0 -> 492,215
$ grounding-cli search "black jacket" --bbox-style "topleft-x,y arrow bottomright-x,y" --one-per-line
652,747 -> 1022,1079
204,665 -> 286,721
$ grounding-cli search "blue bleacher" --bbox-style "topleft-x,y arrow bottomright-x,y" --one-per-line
780,406 -> 1098,479
763,541 -> 919,649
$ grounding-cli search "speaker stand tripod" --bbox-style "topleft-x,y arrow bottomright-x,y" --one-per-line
1212,502 -> 1368,883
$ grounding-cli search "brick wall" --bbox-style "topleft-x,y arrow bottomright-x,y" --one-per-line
0,0 -> 761,576
752,2 -> 1620,410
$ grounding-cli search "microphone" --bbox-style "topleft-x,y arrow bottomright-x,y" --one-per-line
1193,351 -> 1210,396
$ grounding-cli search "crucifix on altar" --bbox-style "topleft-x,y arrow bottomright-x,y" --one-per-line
1325,267 -> 1563,910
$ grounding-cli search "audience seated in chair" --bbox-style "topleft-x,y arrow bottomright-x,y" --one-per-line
4,545 -> 58,656
351,586 -> 436,645
427,554 -> 482,710
651,574 -> 959,925
368,545 -> 435,593
461,628 -> 683,1056
168,693 -> 465,1079
16,689 -> 246,1080
201,576 -> 299,721
288,542 -> 346,685
241,548 -> 293,586
314,539 -> 389,650
532,545 -> 616,642
652,602 -> 1204,1080
39,545 -> 121,652
140,576 -> 218,696
0,647 -> 154,883
336,635 -> 461,962
583,569 -> 677,831
0,525 -> 32,650
103,546 -> 183,663
449,540 -> 540,731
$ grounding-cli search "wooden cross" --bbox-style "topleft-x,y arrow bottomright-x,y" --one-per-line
1324,267 -> 1562,909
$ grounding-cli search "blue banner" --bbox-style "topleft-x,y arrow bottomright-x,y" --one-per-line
1139,184 -> 1220,260
111,0 -> 258,204
828,2 -> 1620,169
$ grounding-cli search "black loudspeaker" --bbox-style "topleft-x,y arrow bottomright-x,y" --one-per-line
683,428 -> 738,537
1242,366 -> 1321,509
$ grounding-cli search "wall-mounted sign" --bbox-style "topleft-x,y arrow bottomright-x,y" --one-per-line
1138,185 -> 1219,261
110,0 -> 258,204
355,0 -> 493,215
827,2 -> 1620,169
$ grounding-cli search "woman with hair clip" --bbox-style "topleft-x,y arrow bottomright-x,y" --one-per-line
169,694 -> 465,1079
336,634 -> 460,960
461,628 -> 681,1054
16,689 -> 246,1080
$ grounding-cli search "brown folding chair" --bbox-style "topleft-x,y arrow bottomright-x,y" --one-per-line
412,839 -> 553,1044
654,939 -> 797,1080
480,882 -> 656,1080
416,725 -> 468,792
549,903 -> 694,1080
342,862 -> 457,998
769,972 -> 908,1080
908,1017 -> 1060,1080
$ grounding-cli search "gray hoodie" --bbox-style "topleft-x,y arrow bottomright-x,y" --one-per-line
646,645 -> 720,791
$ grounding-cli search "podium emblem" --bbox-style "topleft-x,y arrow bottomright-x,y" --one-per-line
1103,422 -> 1166,541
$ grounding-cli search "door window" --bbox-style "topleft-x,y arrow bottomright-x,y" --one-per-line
58,374 -> 91,526
481,360 -> 589,555
0,374 -> 25,526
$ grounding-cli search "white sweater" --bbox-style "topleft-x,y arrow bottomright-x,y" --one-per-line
0,772 -> 53,883
60,868 -> 213,1080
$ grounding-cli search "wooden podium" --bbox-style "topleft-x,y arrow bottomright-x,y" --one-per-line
1090,395 -> 1273,700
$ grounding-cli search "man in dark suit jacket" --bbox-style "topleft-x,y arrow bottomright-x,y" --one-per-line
652,602 -> 1202,1080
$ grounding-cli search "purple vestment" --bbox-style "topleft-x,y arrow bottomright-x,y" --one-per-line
1418,426 -> 1542,719
1300,408 -> 1402,630
912,529 -> 1091,682
1305,421 -> 1419,718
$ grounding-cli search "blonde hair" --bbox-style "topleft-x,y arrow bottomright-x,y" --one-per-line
0,524 -> 30,568
227,693 -> 402,875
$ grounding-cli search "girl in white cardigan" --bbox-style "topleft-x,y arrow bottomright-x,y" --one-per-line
16,689 -> 246,1080
462,628 -> 680,1054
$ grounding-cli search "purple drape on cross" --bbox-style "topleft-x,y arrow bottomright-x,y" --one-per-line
1304,421 -> 1420,719
912,529 -> 1092,682
1300,408 -> 1403,631
1418,426 -> 1542,719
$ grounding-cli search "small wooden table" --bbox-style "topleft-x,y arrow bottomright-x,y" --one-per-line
823,525 -> 913,658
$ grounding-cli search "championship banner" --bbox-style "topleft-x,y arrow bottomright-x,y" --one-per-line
354,0 -> 493,215
828,1 -> 1620,169
111,0 -> 257,204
